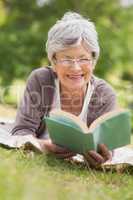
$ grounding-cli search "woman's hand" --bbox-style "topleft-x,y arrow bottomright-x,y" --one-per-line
83,144 -> 112,169
38,138 -> 76,159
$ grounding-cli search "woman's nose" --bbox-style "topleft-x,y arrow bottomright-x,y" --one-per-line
71,61 -> 81,69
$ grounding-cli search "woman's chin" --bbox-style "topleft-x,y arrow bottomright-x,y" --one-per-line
64,82 -> 85,91
61,76 -> 88,91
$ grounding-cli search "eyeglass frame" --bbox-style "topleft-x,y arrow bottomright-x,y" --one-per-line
53,57 -> 94,67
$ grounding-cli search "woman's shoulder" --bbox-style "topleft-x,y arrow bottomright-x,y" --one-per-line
29,66 -> 55,78
91,75 -> 116,96
27,66 -> 56,85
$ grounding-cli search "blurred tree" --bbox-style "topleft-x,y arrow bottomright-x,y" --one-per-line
0,0 -> 132,86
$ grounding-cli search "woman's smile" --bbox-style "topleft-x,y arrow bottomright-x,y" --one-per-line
66,73 -> 84,81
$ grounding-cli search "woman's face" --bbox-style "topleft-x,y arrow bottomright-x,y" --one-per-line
53,44 -> 94,92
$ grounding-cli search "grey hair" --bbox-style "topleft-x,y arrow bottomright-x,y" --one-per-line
46,12 -> 100,65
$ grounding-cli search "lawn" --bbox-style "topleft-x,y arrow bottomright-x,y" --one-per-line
0,105 -> 133,200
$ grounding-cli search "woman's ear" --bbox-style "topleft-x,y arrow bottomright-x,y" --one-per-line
52,65 -> 57,73
92,64 -> 95,71
52,65 -> 57,78
91,59 -> 96,71
51,56 -> 57,71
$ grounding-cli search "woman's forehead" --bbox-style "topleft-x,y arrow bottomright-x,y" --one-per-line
55,45 -> 92,58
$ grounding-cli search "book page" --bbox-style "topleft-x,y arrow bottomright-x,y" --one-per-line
50,109 -> 89,133
102,146 -> 133,166
88,109 -> 128,132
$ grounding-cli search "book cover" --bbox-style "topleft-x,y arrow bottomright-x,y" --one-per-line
44,109 -> 131,154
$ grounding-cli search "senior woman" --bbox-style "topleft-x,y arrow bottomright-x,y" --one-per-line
10,12 -> 117,168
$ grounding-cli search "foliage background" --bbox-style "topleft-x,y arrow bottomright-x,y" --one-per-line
0,0 -> 133,125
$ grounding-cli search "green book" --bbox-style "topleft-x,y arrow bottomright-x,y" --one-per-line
44,109 -> 131,154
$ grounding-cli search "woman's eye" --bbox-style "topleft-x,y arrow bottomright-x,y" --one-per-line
80,59 -> 88,62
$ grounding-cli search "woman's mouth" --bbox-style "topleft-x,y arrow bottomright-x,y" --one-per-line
67,74 -> 84,80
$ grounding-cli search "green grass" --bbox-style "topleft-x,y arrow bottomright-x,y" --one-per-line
0,148 -> 133,200
0,105 -> 133,200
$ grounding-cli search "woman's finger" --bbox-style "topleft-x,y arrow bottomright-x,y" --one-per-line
84,153 -> 99,168
98,144 -> 112,161
50,143 -> 70,154
43,139 -> 70,154
88,150 -> 105,164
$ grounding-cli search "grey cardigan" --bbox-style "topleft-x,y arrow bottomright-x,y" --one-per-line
10,67 -> 117,138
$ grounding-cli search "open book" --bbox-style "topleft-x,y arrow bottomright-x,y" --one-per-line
0,114 -> 133,170
44,109 -> 131,154
1,125 -> 133,170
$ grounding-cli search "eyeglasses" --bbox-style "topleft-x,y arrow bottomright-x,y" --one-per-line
55,58 -> 93,67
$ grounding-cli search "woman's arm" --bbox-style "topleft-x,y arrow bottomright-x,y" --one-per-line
11,69 -> 46,136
